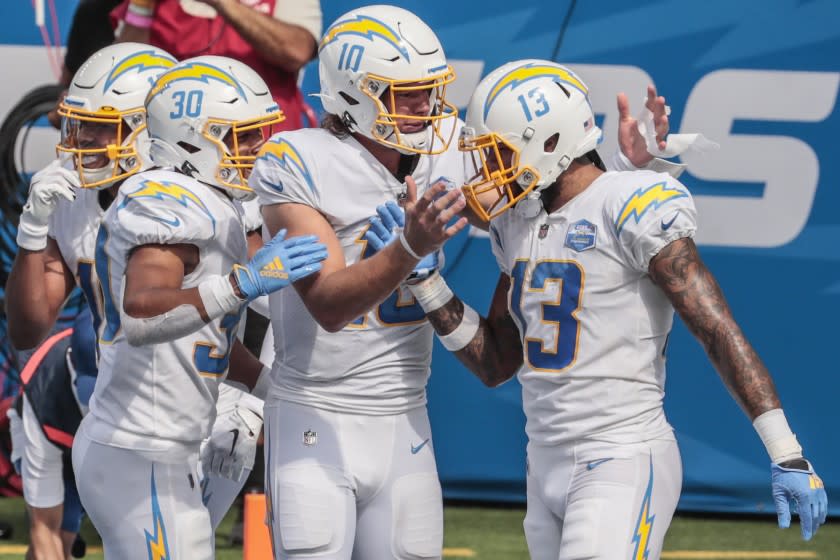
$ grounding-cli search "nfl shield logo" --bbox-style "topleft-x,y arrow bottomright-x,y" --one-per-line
303,430 -> 317,446
564,219 -> 597,252
538,224 -> 550,239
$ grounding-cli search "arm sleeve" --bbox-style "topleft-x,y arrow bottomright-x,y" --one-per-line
608,174 -> 698,272
272,0 -> 322,41
250,135 -> 320,209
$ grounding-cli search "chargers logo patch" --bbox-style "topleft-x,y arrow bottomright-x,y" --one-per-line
565,219 -> 597,252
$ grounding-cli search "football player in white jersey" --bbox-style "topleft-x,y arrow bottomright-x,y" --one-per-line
71,56 -> 327,559
5,42 -> 267,534
249,6 -> 686,559
373,60 -> 828,558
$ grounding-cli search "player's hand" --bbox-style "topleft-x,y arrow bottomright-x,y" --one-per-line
231,229 -> 327,302
364,200 -> 441,281
201,398 -> 263,483
17,159 -> 78,251
401,176 -> 467,258
771,459 -> 828,541
617,85 -> 669,168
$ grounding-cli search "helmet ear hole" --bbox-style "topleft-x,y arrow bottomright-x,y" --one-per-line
177,141 -> 201,154
338,92 -> 359,106
544,133 -> 559,153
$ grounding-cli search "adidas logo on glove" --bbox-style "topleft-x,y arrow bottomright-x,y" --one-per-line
260,257 -> 288,280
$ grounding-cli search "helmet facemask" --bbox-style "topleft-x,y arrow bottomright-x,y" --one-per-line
56,104 -> 146,189
459,127 -> 541,222
358,67 -> 458,155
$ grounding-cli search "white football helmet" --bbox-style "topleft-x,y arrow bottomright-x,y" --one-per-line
318,5 -> 458,155
144,55 -> 285,200
57,42 -> 177,189
460,60 -> 603,221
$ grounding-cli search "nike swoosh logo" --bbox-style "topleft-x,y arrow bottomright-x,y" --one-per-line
153,215 -> 181,227
586,458 -> 614,470
228,429 -> 239,456
661,214 -> 678,231
411,438 -> 430,454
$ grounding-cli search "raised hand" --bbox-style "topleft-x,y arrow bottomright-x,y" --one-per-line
231,229 -> 327,302
771,459 -> 828,541
364,200 -> 441,281
17,159 -> 79,251
399,176 -> 467,258
616,84 -> 669,167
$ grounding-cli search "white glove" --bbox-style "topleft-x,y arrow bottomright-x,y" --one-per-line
17,159 -> 78,251
200,394 -> 263,483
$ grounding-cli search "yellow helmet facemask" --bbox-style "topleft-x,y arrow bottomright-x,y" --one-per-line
56,103 -> 147,189
204,108 -> 286,196
361,66 -> 458,155
459,131 -> 540,222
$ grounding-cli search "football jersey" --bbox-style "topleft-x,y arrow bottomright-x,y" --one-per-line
87,169 -> 248,451
48,181 -> 106,337
489,170 -> 697,446
250,120 -> 469,415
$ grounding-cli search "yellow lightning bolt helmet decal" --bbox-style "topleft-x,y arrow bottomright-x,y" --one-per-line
319,14 -> 410,61
484,62 -> 588,120
103,50 -> 176,92
147,61 -> 246,101
257,138 -> 315,192
632,459 -> 655,560
145,468 -> 171,560
614,182 -> 688,234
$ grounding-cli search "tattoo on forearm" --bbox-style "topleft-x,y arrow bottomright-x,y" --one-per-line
425,296 -> 522,387
650,238 -> 780,418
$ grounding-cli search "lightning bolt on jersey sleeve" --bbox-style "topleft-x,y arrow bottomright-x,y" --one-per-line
250,132 -> 320,209
608,173 -> 697,272
112,174 -> 220,249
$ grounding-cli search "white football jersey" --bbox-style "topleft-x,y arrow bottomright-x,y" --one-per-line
489,170 -> 697,446
48,175 -> 106,335
88,169 -> 248,450
250,120 -> 469,415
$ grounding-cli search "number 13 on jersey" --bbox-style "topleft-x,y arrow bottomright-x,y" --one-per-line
509,259 -> 584,372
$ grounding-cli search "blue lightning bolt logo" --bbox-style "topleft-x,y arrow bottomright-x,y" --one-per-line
145,468 -> 171,560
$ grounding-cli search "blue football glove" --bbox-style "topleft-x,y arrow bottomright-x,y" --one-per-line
232,229 -> 327,302
363,201 -> 440,281
771,459 -> 828,541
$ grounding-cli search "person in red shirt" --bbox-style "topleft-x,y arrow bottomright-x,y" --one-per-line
114,0 -> 321,130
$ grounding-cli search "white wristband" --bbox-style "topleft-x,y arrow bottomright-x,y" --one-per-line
437,304 -> 480,352
398,230 -> 422,260
251,365 -> 272,400
406,271 -> 453,313
16,216 -> 49,252
753,408 -> 803,464
198,274 -> 243,321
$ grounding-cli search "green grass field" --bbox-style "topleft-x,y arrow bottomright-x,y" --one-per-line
0,498 -> 834,558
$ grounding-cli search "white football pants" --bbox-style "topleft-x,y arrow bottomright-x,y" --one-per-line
264,400 -> 443,560
524,437 -> 682,560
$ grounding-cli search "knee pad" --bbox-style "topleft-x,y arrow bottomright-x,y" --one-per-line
391,472 -> 443,559
271,466 -> 349,555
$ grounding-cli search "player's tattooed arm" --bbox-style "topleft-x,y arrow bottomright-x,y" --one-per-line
425,273 -> 523,387
649,237 -> 781,419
